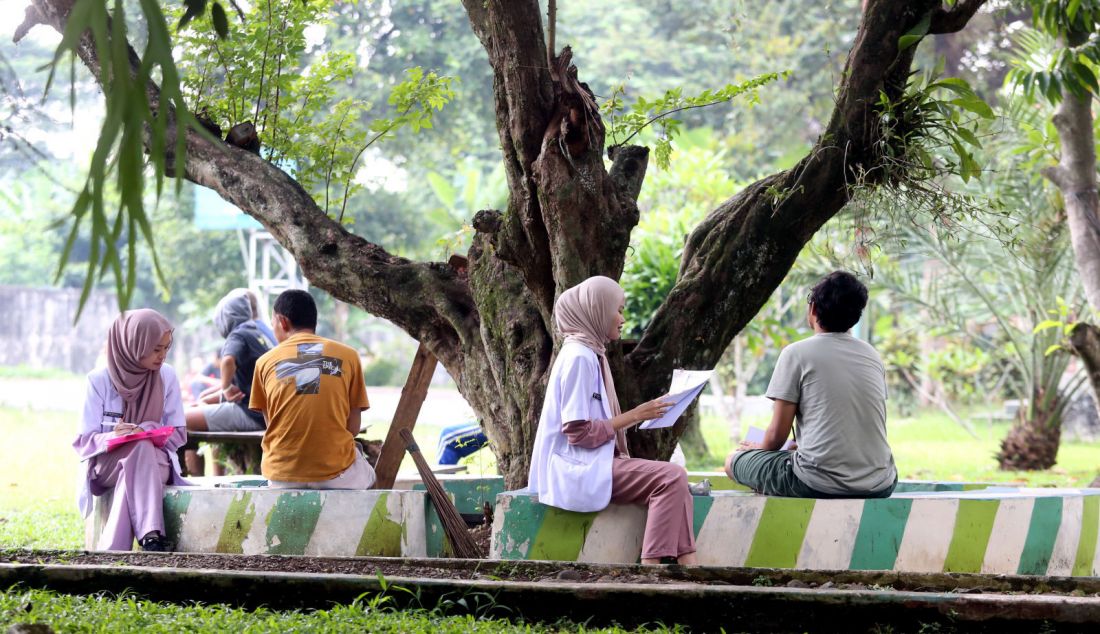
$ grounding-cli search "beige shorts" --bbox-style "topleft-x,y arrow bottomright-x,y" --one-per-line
267,452 -> 376,490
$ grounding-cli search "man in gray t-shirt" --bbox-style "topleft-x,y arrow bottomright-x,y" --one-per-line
724,271 -> 897,498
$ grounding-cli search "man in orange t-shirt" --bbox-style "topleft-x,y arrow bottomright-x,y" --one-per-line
249,290 -> 375,488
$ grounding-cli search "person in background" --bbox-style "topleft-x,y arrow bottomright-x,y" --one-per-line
183,290 -> 271,475
73,309 -> 189,551
233,287 -> 277,347
250,290 -> 375,489
182,354 -> 219,405
437,421 -> 489,466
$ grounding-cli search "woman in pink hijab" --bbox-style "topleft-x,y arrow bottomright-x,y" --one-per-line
73,309 -> 189,551
528,276 -> 698,565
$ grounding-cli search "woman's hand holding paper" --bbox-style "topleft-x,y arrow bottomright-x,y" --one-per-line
616,397 -> 674,430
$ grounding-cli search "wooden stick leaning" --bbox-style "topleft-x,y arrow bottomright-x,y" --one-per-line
373,343 -> 438,489
399,428 -> 480,559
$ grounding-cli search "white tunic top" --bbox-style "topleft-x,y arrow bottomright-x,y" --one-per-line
528,342 -> 615,512
73,365 -> 189,517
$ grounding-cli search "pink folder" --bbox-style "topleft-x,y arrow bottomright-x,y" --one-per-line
106,425 -> 176,453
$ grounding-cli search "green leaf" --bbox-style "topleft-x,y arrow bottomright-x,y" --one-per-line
1068,0 -> 1082,22
211,2 -> 230,39
1033,319 -> 1064,333
178,0 -> 207,29
954,126 -> 982,148
949,96 -> 994,119
932,77 -> 976,97
1072,61 -> 1099,94
426,172 -> 457,208
1045,72 -> 1063,102
898,12 -> 931,52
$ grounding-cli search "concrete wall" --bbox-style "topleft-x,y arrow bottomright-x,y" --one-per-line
0,286 -> 117,373
491,487 -> 1100,577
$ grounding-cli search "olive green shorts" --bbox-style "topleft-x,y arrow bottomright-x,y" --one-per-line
730,449 -> 896,499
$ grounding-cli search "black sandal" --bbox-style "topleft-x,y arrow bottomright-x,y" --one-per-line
138,532 -> 175,552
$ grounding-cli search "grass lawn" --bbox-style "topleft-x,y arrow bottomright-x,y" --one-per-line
0,408 -> 82,550
0,587 -> 670,633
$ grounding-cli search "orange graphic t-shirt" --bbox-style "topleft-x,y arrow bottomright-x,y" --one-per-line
250,333 -> 369,481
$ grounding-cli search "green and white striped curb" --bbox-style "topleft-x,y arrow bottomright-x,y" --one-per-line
687,472 -> 997,493
393,474 -> 505,517
86,487 -> 441,557
490,487 -> 1100,576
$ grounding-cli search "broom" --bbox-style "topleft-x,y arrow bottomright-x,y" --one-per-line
399,428 -> 481,559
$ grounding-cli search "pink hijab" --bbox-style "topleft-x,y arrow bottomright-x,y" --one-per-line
106,309 -> 173,426
554,276 -> 629,456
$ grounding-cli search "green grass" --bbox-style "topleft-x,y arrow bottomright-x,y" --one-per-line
689,409 -> 1100,486
0,408 -> 82,550
0,587 -> 672,633
889,410 -> 1100,487
0,365 -> 80,380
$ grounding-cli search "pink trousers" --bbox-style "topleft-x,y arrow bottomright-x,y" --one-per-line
91,439 -> 170,550
610,457 -> 696,560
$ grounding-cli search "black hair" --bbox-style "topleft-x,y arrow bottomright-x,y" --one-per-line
808,271 -> 868,333
272,289 -> 318,331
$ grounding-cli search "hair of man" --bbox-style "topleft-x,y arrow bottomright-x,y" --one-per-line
273,289 -> 318,331
808,270 -> 868,333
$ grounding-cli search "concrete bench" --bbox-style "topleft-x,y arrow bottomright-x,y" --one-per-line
490,484 -> 1100,577
83,474 -> 506,556
85,485 -> 440,557
393,473 -> 503,519
185,472 -> 503,518
686,471 -> 997,493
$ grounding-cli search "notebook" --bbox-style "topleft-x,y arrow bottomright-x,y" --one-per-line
106,425 -> 176,453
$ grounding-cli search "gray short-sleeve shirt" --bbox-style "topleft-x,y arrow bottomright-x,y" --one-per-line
765,332 -> 896,495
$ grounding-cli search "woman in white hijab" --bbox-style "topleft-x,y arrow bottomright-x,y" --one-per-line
528,276 -> 698,565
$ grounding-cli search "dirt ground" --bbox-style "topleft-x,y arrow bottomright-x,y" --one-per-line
4,550 -> 1098,598
0,550 -> 673,585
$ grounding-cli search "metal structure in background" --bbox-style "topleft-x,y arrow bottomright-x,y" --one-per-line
238,230 -> 308,316
194,182 -> 307,313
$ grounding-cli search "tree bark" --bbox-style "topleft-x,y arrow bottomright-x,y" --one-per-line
1041,75 -> 1100,435
23,0 -> 988,488
1069,323 -> 1100,428
1044,93 -> 1100,312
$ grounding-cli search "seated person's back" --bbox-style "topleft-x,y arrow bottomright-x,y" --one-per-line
250,290 -> 375,489
770,329 -> 893,494
726,270 -> 896,498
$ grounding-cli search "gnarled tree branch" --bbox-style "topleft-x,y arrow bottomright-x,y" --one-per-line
24,0 -> 473,371
930,0 -> 986,35
626,0 -> 987,448
460,0 -> 557,314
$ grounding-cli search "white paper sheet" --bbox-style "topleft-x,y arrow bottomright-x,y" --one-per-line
744,425 -> 796,450
639,369 -> 715,429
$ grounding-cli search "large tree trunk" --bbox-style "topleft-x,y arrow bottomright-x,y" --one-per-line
1045,84 -> 1100,433
21,0 -> 987,488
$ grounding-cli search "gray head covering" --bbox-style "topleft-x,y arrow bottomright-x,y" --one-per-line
214,290 -> 253,338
